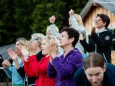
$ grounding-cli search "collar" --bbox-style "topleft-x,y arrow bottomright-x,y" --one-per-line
98,28 -> 107,33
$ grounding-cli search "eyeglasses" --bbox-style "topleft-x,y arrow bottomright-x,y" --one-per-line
94,18 -> 102,23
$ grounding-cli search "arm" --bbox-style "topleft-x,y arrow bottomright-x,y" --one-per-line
4,66 -> 13,79
2,60 -> 12,79
24,56 -> 36,77
79,33 -> 95,52
47,62 -> 57,78
80,39 -> 95,52
24,55 -> 49,76
17,67 -> 25,79
68,10 -> 86,36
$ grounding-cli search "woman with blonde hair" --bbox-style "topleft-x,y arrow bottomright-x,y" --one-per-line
23,35 -> 56,86
2,37 -> 27,86
68,9 -> 86,56
46,15 -> 63,56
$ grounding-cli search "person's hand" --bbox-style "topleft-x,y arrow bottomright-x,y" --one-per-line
13,47 -> 22,56
2,60 -> 11,68
8,48 -> 18,62
49,15 -> 56,23
91,26 -> 96,34
20,46 -> 30,61
25,41 -> 36,55
49,38 -> 59,64
69,9 -> 74,16
79,33 -> 84,40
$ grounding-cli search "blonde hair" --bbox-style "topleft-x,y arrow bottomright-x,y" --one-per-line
16,37 -> 27,46
47,25 -> 59,33
74,14 -> 83,26
31,33 -> 44,45
43,36 -> 59,47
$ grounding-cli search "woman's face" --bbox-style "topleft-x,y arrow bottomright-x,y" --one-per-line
41,39 -> 50,55
46,27 -> 52,36
59,31 -> 72,48
94,16 -> 105,29
16,41 -> 23,49
30,39 -> 40,50
85,66 -> 106,86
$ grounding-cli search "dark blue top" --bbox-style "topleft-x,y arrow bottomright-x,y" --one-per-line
74,63 -> 115,86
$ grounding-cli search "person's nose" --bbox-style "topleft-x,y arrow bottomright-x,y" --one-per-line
92,76 -> 98,82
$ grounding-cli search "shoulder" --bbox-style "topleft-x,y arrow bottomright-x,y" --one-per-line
106,63 -> 115,71
71,48 -> 83,57
74,67 -> 84,77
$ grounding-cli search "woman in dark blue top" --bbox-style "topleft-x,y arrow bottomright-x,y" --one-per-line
74,52 -> 115,86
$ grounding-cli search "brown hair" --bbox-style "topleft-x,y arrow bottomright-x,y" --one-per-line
61,27 -> 79,47
96,13 -> 110,28
83,52 -> 104,70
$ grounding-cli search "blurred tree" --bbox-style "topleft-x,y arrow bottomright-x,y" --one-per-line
0,0 -> 88,46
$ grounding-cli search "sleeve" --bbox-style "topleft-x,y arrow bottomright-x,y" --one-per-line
17,67 -> 25,79
4,66 -> 13,79
49,24 -> 60,39
32,57 -> 49,74
69,15 -> 86,36
52,53 -> 83,79
24,55 -> 49,77
24,59 -> 36,77
91,31 -> 112,48
80,38 -> 95,52
47,62 -> 57,78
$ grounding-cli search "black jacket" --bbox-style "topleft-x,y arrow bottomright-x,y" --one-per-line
80,28 -> 112,63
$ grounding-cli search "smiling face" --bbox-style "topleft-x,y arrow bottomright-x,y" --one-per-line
94,17 -> 105,29
85,66 -> 106,86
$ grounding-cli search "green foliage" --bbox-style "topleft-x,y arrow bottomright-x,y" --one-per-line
30,1 -> 66,34
0,0 -> 88,46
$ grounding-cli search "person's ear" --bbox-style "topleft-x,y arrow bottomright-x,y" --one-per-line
104,22 -> 106,26
70,37 -> 74,43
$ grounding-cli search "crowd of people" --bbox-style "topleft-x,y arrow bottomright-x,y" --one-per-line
1,9 -> 115,86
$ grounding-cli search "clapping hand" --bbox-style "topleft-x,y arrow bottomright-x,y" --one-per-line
8,48 -> 18,61
20,46 -> 29,61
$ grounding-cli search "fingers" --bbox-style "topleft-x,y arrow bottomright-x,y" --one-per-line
91,26 -> 96,33
79,32 -> 84,40
8,48 -> 18,60
2,60 -> 11,68
49,15 -> 56,23
69,9 -> 74,15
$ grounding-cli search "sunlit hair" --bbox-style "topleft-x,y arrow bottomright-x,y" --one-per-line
74,14 -> 83,26
83,52 -> 105,70
43,36 -> 60,47
31,33 -> 44,45
47,25 -> 59,33
16,37 -> 27,46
